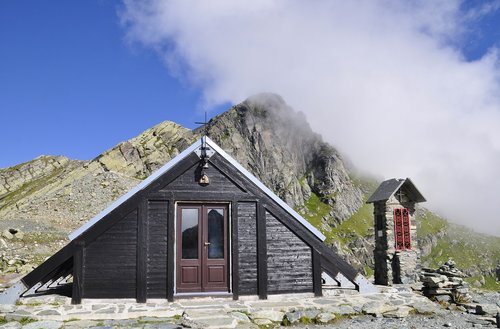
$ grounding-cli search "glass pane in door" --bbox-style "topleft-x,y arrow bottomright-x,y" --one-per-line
181,208 -> 199,259
207,208 -> 224,259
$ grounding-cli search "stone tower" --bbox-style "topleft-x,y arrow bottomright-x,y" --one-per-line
367,178 -> 426,285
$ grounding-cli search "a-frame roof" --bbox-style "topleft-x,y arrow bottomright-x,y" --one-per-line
69,137 -> 326,241
366,177 -> 426,204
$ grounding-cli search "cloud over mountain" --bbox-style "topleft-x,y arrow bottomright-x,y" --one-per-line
120,0 -> 500,235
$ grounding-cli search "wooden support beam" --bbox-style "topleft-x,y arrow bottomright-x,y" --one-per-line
71,242 -> 84,305
166,199 -> 175,302
257,202 -> 268,299
136,199 -> 147,303
312,250 -> 323,297
231,200 -> 239,300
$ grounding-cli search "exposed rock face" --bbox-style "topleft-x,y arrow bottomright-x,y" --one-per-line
0,94 -> 363,274
1,94 -> 497,280
96,121 -> 195,179
0,156 -> 79,211
201,93 -> 363,223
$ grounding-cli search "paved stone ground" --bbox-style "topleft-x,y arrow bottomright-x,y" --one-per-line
0,289 -> 498,328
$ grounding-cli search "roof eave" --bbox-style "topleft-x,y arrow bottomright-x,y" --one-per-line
68,139 -> 202,240
205,137 -> 326,241
69,137 -> 326,242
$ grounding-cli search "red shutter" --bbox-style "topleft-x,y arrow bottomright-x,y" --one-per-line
394,208 -> 411,250
394,209 -> 404,250
402,208 -> 411,249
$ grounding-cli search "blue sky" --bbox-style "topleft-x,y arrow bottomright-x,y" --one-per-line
2,1 -> 500,233
0,1 -> 227,169
0,1 -> 498,169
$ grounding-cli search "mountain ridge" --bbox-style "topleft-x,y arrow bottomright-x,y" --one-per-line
0,94 -> 498,289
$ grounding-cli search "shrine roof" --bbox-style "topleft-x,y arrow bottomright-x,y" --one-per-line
367,178 -> 426,204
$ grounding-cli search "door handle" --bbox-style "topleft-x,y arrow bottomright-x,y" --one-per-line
204,242 -> 211,246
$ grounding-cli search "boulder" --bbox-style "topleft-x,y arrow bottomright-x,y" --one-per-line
383,306 -> 412,318
316,312 -> 335,323
2,230 -> 14,240
251,310 -> 285,322
475,303 -> 499,316
362,301 -> 398,316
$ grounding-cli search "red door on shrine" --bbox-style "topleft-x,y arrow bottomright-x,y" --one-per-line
394,208 -> 411,250
176,204 -> 229,293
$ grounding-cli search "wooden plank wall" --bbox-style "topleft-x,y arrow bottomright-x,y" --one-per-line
237,202 -> 258,295
164,162 -> 244,195
82,210 -> 138,298
146,200 -> 168,298
266,211 -> 313,293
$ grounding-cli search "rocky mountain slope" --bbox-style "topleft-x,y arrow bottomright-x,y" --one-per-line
0,94 -> 498,290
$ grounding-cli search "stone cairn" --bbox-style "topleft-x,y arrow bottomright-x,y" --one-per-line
420,258 -> 471,304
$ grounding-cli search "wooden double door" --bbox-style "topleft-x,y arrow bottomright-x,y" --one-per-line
176,204 -> 229,293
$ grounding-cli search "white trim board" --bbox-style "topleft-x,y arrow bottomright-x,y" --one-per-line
69,137 -> 325,241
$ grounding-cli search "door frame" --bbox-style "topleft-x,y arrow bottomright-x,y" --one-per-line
173,201 -> 232,295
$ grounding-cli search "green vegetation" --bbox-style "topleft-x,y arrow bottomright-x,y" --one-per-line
301,192 -> 333,229
465,275 -> 500,291
423,224 -> 500,265
299,187 -> 373,246
421,221 -> 500,291
137,317 -> 175,325
0,316 -> 7,324
363,265 -> 374,278
19,318 -> 36,325
416,209 -> 447,238
0,165 -> 65,209
22,232 -> 66,244
23,301 -> 43,307
349,173 -> 379,195
299,173 -> 499,292
424,239 -> 479,269
326,202 -> 373,245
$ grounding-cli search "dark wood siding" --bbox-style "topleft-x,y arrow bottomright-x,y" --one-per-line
237,202 -> 258,295
82,210 -> 138,298
161,156 -> 246,196
266,211 -> 313,293
146,200 -> 168,298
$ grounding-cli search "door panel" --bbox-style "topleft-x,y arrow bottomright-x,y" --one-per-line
207,209 -> 224,259
203,207 -> 228,291
181,209 -> 199,259
177,207 -> 202,292
181,267 -> 199,283
177,204 -> 228,293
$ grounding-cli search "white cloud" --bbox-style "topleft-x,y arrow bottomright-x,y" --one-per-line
120,0 -> 500,236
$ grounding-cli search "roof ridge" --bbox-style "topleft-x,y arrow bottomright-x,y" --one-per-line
69,137 -> 326,241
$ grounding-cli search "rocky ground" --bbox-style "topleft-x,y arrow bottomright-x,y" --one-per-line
0,288 -> 499,328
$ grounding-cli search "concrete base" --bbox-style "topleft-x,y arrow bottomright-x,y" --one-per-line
354,274 -> 379,294
0,282 -> 27,304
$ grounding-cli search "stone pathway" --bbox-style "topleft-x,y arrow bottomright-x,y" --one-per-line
0,288 -> 498,328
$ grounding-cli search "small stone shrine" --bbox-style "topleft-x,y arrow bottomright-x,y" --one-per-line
367,178 -> 426,285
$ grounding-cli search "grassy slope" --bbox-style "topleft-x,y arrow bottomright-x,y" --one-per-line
418,210 -> 500,290
297,174 -> 500,291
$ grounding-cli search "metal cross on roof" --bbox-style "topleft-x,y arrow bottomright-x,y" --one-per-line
195,111 -> 209,138
396,188 -> 405,201
195,111 -> 211,158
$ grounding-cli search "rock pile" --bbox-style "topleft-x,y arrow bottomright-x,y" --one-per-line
1,228 -> 24,240
0,254 -> 33,275
421,259 -> 471,303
